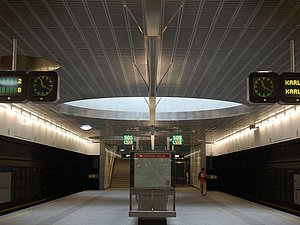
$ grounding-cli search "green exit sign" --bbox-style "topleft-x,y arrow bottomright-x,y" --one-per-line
123,134 -> 134,145
172,134 -> 183,145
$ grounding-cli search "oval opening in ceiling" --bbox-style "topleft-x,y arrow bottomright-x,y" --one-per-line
56,97 -> 251,121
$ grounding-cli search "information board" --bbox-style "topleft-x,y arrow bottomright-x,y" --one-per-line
280,72 -> 300,104
0,71 -> 27,102
0,71 -> 59,103
133,153 -> 172,188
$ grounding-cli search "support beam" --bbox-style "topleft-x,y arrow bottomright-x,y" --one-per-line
151,134 -> 155,150
144,0 -> 162,37
99,142 -> 106,190
167,137 -> 170,150
147,37 -> 159,96
290,39 -> 296,72
143,0 -> 162,150
149,96 -> 156,126
12,39 -> 17,71
136,136 -> 140,150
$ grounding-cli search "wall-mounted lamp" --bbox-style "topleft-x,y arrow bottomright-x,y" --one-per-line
249,124 -> 259,130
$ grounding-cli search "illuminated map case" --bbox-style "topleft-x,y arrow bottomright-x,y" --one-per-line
130,151 -> 175,188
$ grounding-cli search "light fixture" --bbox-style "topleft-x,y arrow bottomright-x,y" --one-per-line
257,70 -> 272,73
249,124 -> 259,130
80,124 -> 92,131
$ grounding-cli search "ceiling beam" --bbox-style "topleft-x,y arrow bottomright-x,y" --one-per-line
144,0 -> 162,147
144,0 -> 162,37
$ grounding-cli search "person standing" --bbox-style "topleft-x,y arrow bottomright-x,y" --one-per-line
198,168 -> 207,196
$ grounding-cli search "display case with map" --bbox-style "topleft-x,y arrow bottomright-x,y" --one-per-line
129,151 -> 176,219
132,153 -> 175,188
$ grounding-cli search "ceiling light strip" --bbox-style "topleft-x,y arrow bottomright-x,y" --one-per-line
214,105 -> 297,144
0,103 -> 92,144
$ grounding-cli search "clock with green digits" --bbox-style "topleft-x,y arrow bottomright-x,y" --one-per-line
28,71 -> 59,102
247,72 -> 279,103
33,75 -> 54,96
253,76 -> 274,97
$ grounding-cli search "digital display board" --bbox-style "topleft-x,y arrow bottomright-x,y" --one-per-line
247,72 -> 280,103
172,134 -> 183,145
123,134 -> 134,145
0,71 -> 27,102
280,72 -> 300,104
28,71 -> 59,102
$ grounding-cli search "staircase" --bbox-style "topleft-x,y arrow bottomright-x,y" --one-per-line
110,158 -> 130,188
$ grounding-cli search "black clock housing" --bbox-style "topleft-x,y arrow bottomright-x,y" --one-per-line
28,71 -> 59,102
247,72 -> 279,104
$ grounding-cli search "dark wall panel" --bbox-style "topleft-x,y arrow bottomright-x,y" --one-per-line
211,139 -> 300,213
0,135 -> 98,213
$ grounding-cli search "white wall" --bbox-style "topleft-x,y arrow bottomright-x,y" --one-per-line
0,103 -> 99,155
211,106 -> 300,156
103,147 -> 118,189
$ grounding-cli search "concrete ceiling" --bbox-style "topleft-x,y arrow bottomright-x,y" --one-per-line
0,0 -> 300,147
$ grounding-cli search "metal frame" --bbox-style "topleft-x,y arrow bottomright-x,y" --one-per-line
129,187 -> 176,218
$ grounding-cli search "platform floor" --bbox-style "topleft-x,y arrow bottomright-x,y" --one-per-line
0,187 -> 300,225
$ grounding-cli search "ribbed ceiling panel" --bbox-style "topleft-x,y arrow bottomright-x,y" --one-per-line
0,0 -> 299,144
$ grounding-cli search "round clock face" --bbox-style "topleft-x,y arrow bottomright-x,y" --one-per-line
33,75 -> 54,96
253,76 -> 274,98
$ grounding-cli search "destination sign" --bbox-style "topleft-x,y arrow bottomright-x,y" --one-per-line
280,72 -> 300,104
0,71 -> 28,102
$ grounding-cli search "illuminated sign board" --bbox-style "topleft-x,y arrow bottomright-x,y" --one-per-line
247,72 -> 280,103
0,71 -> 59,103
172,134 -> 183,145
123,134 -> 134,145
280,72 -> 300,104
0,71 -> 27,102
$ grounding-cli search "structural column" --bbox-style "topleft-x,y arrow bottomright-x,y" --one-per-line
99,141 -> 106,190
200,142 -> 206,169
167,137 -> 170,150
135,136 -> 139,150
